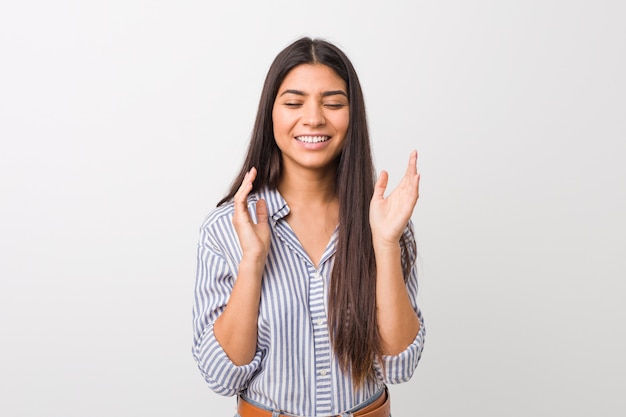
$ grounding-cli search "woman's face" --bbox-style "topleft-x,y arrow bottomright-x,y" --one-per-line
272,64 -> 349,175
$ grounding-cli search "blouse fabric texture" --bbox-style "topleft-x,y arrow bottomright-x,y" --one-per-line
192,187 -> 425,416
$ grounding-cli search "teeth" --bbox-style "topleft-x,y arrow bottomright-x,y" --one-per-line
295,135 -> 329,143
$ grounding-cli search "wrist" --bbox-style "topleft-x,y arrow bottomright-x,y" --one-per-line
239,256 -> 267,275
372,235 -> 401,253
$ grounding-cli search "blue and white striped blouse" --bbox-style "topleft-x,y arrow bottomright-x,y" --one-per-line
192,187 -> 425,416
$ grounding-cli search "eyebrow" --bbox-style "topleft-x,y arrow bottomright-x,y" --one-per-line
279,89 -> 348,98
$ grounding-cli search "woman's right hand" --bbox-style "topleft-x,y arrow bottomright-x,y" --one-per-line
232,167 -> 271,266
215,167 -> 269,365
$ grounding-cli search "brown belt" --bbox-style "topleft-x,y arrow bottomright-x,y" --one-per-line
237,388 -> 390,417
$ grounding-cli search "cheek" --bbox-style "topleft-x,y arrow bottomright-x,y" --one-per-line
272,108 -> 290,134
336,112 -> 350,136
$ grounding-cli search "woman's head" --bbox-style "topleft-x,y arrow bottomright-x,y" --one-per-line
220,37 -> 371,195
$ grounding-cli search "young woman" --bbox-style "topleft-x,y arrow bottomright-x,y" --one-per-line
192,37 -> 425,417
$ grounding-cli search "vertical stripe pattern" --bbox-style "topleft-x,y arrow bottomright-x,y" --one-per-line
192,187 -> 425,416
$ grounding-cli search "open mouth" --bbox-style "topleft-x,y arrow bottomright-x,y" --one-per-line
295,135 -> 331,144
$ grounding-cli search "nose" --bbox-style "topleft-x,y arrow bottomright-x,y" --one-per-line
302,102 -> 325,127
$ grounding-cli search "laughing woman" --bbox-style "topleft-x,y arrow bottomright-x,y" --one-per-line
192,37 -> 425,417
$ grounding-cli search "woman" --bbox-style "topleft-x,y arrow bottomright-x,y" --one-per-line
192,37 -> 425,417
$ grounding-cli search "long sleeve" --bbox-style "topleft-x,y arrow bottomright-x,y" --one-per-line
191,213 -> 263,396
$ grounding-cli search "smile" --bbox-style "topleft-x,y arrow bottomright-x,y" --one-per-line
295,135 -> 331,144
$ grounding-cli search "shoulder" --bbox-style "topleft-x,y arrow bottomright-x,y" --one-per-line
198,191 -> 263,235
200,201 -> 235,230
196,197 -> 236,245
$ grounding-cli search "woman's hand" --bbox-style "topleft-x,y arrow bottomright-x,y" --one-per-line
232,167 -> 271,265
215,167 -> 269,365
369,150 -> 420,247
370,151 -> 421,354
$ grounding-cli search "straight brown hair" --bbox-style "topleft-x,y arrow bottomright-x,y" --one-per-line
218,37 -> 412,386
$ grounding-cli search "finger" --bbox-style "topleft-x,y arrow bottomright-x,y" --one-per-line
233,168 -> 256,218
404,150 -> 418,177
413,150 -> 421,193
399,151 -> 420,195
235,168 -> 256,200
373,170 -> 389,199
255,199 -> 269,225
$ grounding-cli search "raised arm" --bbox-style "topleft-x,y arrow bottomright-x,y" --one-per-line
369,150 -> 421,355
213,167 -> 270,365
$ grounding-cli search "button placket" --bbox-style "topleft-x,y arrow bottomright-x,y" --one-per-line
309,267 -> 332,415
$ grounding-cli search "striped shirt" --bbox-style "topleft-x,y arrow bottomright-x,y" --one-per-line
192,187 -> 425,416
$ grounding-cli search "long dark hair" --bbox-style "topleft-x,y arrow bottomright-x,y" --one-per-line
219,37 -> 410,386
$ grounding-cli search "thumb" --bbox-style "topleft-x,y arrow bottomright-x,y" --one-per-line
373,170 -> 389,200
255,199 -> 269,225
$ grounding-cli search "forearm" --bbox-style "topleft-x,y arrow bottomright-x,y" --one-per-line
213,258 -> 264,365
374,241 -> 420,355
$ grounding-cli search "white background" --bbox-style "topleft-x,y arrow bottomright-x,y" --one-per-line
1,1 -> 624,416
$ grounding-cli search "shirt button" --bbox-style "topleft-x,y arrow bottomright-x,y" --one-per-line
320,370 -> 328,376
316,319 -> 324,326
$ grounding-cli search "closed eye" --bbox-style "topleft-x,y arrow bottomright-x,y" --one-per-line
324,103 -> 347,109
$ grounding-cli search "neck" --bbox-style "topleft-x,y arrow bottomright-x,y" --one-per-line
278,165 -> 337,207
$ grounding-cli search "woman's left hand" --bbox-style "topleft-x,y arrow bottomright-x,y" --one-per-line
369,150 -> 420,247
